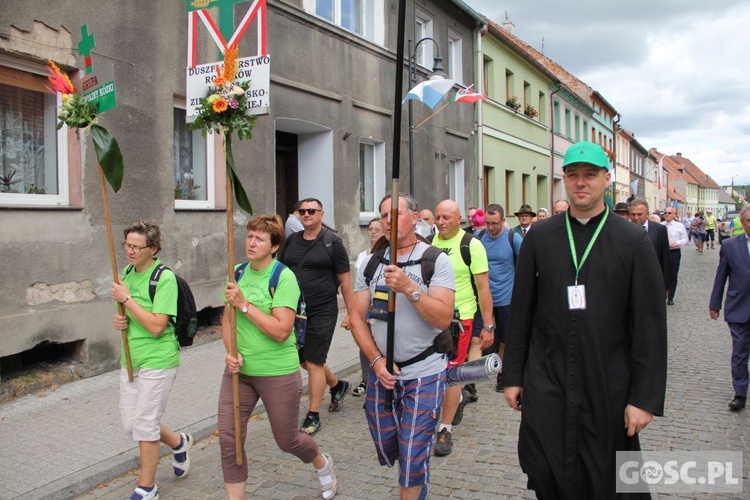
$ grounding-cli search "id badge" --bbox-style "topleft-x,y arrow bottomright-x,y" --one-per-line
567,285 -> 586,310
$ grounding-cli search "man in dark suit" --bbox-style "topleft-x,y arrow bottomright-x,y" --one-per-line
629,199 -> 670,292
512,204 -> 535,238
710,206 -> 750,411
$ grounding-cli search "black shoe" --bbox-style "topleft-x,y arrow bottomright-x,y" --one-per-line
463,383 -> 479,403
434,428 -> 453,456
728,396 -> 746,411
300,412 -> 322,435
328,380 -> 350,412
452,389 -> 469,425
667,299 -> 674,306
495,373 -> 504,393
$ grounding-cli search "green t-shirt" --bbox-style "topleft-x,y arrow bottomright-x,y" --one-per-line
431,232 -> 489,320
120,259 -> 180,370
232,259 -> 301,377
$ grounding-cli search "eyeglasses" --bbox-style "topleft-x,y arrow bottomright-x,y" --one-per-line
121,242 -> 149,252
486,222 -> 503,227
299,208 -> 320,216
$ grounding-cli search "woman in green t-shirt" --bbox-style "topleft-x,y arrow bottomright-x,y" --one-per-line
111,220 -> 193,500
219,215 -> 337,500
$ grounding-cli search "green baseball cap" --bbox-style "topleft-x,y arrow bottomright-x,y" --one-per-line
562,141 -> 611,171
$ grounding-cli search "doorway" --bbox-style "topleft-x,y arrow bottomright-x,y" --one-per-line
275,131 -> 298,218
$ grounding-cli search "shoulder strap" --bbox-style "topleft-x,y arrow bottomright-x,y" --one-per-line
234,261 -> 250,283
364,247 -> 388,286
419,245 -> 443,287
427,234 -> 435,243
148,264 -> 168,303
508,228 -> 517,264
267,261 -> 286,297
459,231 -> 473,268
476,229 -> 486,240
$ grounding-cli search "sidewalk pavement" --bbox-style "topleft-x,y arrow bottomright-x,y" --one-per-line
0,313 -> 361,500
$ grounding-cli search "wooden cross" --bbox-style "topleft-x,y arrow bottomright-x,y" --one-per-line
78,25 -> 96,74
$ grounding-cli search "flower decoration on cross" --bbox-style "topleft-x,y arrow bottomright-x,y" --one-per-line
189,43 -> 255,214
46,60 -> 124,193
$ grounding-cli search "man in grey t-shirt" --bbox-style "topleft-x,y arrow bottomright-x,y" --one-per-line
349,193 -> 455,499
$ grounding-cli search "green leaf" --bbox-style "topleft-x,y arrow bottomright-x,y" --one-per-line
224,134 -> 253,215
90,125 -> 124,193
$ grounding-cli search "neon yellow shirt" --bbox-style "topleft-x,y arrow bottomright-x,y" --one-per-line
705,215 -> 716,230
431,232 -> 488,320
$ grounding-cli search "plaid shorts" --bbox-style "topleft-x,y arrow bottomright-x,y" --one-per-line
364,370 -> 446,488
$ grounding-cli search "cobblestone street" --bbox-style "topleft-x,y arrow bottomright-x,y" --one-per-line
77,246 -> 749,499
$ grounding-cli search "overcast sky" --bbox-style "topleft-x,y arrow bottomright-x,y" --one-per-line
462,0 -> 750,188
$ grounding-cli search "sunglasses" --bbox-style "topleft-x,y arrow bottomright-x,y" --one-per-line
299,208 -> 320,216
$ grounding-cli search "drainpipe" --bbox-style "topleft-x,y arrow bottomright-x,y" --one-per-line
549,86 -> 560,205
475,24 -> 487,207
612,114 -> 621,203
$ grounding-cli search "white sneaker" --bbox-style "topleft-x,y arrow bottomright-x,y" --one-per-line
317,452 -> 337,499
172,433 -> 194,478
129,484 -> 159,500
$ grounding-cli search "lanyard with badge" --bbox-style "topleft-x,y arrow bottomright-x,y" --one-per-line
564,208 -> 608,310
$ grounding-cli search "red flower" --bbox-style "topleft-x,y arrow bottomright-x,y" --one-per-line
46,60 -> 76,95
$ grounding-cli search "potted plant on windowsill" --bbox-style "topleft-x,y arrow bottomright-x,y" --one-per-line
0,168 -> 21,193
524,103 -> 538,118
506,95 -> 521,112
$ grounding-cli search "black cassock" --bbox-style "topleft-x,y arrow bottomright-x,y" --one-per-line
504,209 -> 667,499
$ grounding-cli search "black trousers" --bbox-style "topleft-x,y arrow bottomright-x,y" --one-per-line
667,249 -> 681,300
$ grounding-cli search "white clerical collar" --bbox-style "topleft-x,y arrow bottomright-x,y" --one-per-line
575,217 -> 591,225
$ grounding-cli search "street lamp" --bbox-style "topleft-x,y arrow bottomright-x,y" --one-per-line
408,38 -> 445,197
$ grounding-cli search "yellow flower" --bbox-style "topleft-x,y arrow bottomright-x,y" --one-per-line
212,98 -> 228,113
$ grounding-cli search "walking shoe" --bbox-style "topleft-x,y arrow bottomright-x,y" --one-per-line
172,433 -> 193,478
451,389 -> 470,426
463,383 -> 478,403
667,299 -> 674,306
129,485 -> 159,500
495,372 -> 504,393
434,428 -> 453,456
328,380 -> 350,412
317,452 -> 338,499
301,412 -> 322,436
729,396 -> 746,411
352,381 -> 366,397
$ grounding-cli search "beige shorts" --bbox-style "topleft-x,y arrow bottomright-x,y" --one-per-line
119,367 -> 177,442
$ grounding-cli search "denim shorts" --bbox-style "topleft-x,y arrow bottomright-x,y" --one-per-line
364,370 -> 445,488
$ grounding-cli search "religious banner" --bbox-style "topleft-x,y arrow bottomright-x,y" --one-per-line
186,0 -> 269,118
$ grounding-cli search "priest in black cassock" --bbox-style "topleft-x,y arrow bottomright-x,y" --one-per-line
504,141 -> 667,499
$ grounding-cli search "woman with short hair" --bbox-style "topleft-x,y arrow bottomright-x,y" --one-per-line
219,214 -> 337,499
111,220 -> 193,500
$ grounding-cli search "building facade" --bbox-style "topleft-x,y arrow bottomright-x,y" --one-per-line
0,0 -> 482,375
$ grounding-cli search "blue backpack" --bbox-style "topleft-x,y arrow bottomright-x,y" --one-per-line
234,261 -> 307,348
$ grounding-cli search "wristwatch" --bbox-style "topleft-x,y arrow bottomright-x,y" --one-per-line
408,289 -> 421,303
483,324 -> 496,333
241,302 -> 250,314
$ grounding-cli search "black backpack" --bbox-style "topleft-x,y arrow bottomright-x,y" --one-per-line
125,264 -> 198,347
362,243 -> 461,366
475,228 -> 518,265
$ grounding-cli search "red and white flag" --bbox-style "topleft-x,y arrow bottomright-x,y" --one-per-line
452,87 -> 488,104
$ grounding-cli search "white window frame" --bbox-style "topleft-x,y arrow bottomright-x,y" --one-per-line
302,0 -> 385,45
415,11 -> 434,68
0,56 -> 70,207
447,31 -> 463,85
173,102 -> 215,210
448,158 -> 465,214
358,137 -> 385,223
